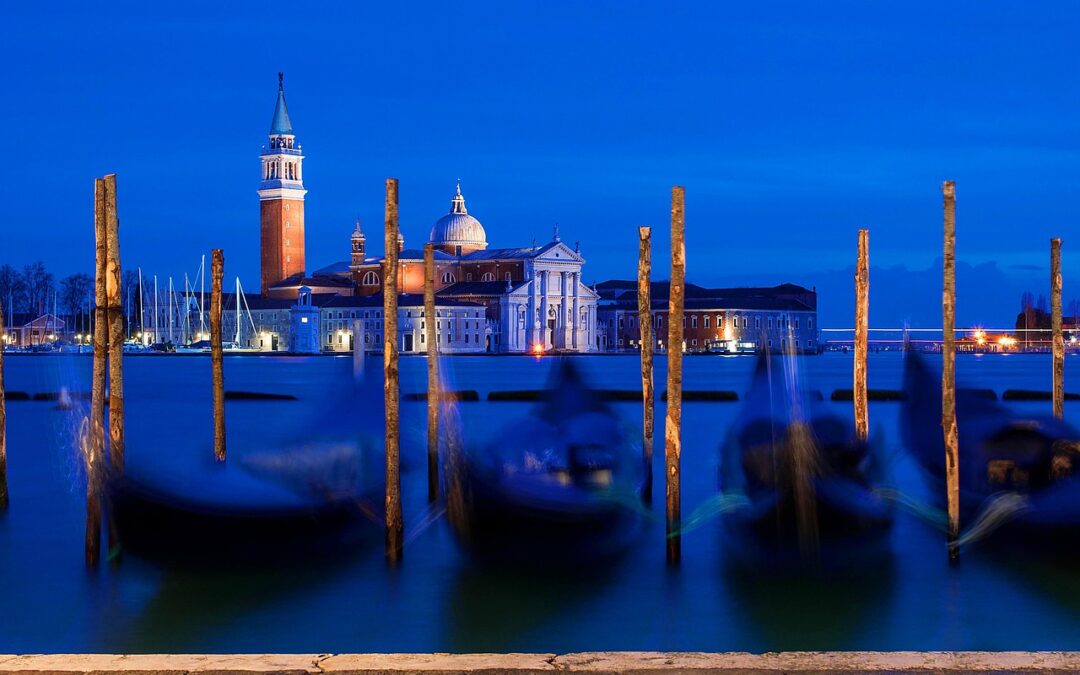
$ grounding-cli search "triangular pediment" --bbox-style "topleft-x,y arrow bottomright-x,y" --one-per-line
534,241 -> 584,264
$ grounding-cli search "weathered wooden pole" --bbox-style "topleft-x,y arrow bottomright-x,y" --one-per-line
384,178 -> 403,563
352,318 -> 365,378
424,242 -> 439,503
854,229 -> 870,442
0,299 -> 7,512
1052,237 -> 1064,420
665,186 -> 685,564
637,226 -> 654,503
942,180 -> 960,560
87,177 -> 107,566
210,249 -> 225,462
104,175 -> 125,470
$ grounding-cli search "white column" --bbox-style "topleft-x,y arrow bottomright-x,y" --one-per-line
572,272 -> 580,350
526,276 -> 536,348
559,271 -> 570,349
539,270 -> 549,348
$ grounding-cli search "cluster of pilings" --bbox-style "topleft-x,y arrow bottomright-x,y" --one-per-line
0,178 -> 1068,567
848,182 -> 1066,560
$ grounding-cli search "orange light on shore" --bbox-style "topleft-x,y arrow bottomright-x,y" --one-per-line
999,336 -> 1016,348
531,343 -> 544,355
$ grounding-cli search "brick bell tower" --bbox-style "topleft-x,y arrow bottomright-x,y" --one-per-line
258,72 -> 307,295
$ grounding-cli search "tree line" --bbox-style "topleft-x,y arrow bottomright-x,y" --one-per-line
0,261 -> 142,333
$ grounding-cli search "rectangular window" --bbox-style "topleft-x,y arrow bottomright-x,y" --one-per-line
704,315 -> 710,328
691,315 -> 697,328
809,318 -> 814,329
795,318 -> 800,329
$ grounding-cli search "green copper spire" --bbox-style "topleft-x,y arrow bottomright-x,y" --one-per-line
270,71 -> 294,135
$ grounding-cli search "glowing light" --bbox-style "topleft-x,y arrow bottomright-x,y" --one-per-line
531,343 -> 544,355
999,336 -> 1016,348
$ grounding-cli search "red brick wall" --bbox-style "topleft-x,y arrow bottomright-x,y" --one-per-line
260,198 -> 305,294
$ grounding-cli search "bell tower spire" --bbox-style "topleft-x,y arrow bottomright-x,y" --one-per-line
258,72 -> 307,295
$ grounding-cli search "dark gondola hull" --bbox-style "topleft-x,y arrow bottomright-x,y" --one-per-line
901,350 -> 1080,541
444,359 -> 645,565
108,475 -> 380,563
720,356 -> 894,571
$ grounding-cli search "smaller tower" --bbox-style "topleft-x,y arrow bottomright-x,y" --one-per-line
350,218 -> 366,272
397,231 -> 405,253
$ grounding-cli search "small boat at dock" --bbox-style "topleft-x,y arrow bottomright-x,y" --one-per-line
107,365 -> 386,562
901,351 -> 1080,550
444,359 -> 645,565
719,355 -> 894,571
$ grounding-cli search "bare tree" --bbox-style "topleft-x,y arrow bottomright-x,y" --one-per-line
0,265 -> 26,316
20,262 -> 54,316
60,273 -> 93,333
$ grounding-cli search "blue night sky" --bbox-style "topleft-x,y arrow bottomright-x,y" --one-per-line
3,1 -> 1078,327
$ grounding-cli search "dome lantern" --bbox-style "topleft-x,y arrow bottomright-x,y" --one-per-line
429,181 -> 488,254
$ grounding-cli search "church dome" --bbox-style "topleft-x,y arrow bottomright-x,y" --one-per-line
429,183 -> 487,251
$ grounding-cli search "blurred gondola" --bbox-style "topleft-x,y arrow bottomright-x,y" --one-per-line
719,355 -> 894,572
444,358 -> 645,565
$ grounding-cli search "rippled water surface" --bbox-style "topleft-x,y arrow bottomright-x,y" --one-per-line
1,351 -> 1079,652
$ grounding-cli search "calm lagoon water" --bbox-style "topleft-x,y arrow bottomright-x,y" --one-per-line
1,351 -> 1079,653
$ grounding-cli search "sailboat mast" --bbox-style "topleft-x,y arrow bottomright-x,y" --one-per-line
234,278 -> 241,346
138,268 -> 145,342
200,254 -> 206,336
184,273 -> 192,344
167,277 -> 175,343
153,275 -> 159,344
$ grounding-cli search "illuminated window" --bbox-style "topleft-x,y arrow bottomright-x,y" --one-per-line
362,271 -> 379,286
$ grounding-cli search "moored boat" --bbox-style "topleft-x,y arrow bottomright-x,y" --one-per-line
901,351 -> 1080,550
444,358 -> 645,565
719,355 -> 894,571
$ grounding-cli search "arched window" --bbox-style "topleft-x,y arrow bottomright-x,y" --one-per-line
481,272 -> 495,282
362,271 -> 379,286
505,272 -> 511,281
466,273 -> 473,281
442,272 -> 456,284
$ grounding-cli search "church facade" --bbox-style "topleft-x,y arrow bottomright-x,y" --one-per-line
256,75 -> 599,353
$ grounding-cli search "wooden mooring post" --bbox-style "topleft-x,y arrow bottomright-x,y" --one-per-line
210,249 -> 225,462
665,187 -> 685,564
942,180 -> 960,560
87,177 -> 107,566
1052,237 -> 1064,420
104,175 -> 125,470
0,298 -> 7,512
384,178 -> 403,563
352,318 -> 365,378
854,229 -> 869,441
637,226 -> 654,503
424,243 -> 439,503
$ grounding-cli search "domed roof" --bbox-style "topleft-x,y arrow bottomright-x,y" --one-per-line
429,183 -> 487,250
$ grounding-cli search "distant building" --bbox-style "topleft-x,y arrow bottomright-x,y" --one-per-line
259,73 -> 307,294
193,289 -> 488,355
1,312 -> 69,347
251,75 -> 599,353
314,185 -> 601,353
595,281 -> 819,354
